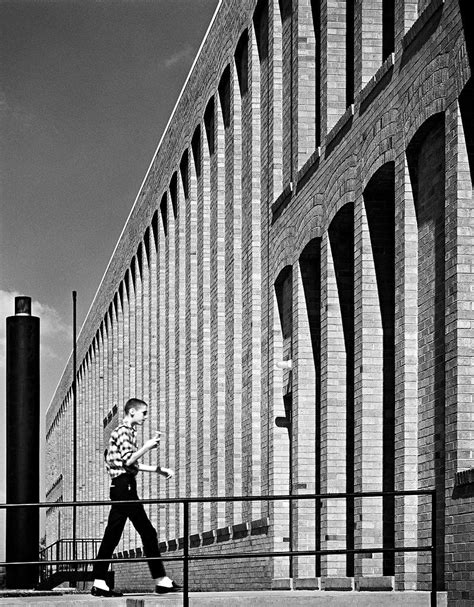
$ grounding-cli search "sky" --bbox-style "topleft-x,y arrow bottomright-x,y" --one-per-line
0,0 -> 219,553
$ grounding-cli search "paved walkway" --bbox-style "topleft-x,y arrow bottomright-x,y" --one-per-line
0,590 -> 447,606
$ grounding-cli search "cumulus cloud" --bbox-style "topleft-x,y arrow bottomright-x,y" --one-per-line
164,44 -> 194,69
0,290 -> 70,369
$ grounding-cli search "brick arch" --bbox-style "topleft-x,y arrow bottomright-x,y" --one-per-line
271,232 -> 295,281
406,111 -> 445,205
151,210 -> 159,251
191,125 -> 202,178
124,268 -> 131,299
358,108 -> 397,191
274,264 -> 293,341
170,171 -> 179,219
403,54 -> 448,146
362,149 -> 396,192
136,241 -> 144,279
294,204 -> 323,257
322,154 -> 357,229
179,149 -> 190,199
143,227 -> 151,265
234,28 -> 249,95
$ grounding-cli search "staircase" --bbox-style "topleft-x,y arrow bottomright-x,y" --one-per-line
37,539 -> 114,590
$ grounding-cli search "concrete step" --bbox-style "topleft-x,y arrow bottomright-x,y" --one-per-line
0,590 -> 447,607
0,590 -> 448,607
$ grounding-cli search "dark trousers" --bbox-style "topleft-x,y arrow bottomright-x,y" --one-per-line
93,473 -> 166,580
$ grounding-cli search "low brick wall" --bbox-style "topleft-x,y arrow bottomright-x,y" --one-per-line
112,520 -> 274,592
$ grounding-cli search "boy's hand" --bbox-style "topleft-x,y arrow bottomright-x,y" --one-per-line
158,467 -> 174,480
144,433 -> 161,451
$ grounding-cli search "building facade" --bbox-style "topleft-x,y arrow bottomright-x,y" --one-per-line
46,0 -> 474,603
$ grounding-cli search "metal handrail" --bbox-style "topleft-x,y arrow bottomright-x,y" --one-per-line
38,538 -> 103,584
0,489 -> 437,607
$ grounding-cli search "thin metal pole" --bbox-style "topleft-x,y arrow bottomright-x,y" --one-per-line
183,501 -> 189,607
72,291 -> 77,576
431,490 -> 437,607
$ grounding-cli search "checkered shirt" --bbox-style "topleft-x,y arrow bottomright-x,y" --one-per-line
105,421 -> 139,479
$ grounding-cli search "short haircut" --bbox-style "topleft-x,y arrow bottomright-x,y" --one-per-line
124,398 -> 147,415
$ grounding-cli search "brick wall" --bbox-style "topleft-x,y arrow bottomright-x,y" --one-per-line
111,521 -> 273,592
45,0 -> 474,602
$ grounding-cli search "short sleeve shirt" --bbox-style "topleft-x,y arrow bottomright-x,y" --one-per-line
105,421 -> 139,478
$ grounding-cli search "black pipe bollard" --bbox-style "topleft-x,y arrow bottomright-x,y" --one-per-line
6,296 -> 40,589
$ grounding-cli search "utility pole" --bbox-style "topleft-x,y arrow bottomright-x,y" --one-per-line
72,291 -> 77,577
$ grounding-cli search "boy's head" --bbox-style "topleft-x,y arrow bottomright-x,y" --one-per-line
124,398 -> 148,424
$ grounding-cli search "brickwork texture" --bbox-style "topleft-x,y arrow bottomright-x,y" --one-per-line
45,1 -> 474,604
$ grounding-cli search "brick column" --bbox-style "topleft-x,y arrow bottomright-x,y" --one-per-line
196,122 -> 212,531
141,241 -> 150,410
186,145 -> 199,533
85,354 -> 92,539
451,88 -> 474,474
166,185 -> 177,541
77,367 -> 85,536
112,298 -> 120,423
175,171 -> 187,534
295,0 -> 317,171
117,288 -> 125,426
134,256 -> 143,402
278,0 -> 293,185
272,287 -> 291,582
147,224 -> 159,524
443,94 -> 474,599
292,255 -> 319,582
240,27 -> 262,521
320,232 -> 347,580
128,269 -> 136,397
167,189 -> 176,529
157,203 -> 167,540
140,241 -> 151,504
210,95 -> 227,527
223,65 -> 243,524
321,0 -> 348,136
353,195 -> 384,579
354,0 -> 383,91
94,335 -> 104,531
256,0 -> 272,533
408,115 -> 446,588
100,325 -> 110,538
393,153 -> 418,590
270,0 -> 283,197
394,0 -> 417,50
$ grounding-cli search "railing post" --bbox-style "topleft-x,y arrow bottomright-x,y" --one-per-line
431,490 -> 437,607
183,501 -> 189,607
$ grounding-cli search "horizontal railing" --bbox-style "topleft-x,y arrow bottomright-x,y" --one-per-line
0,489 -> 437,607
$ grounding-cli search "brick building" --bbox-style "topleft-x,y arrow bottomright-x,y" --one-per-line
45,0 -> 474,603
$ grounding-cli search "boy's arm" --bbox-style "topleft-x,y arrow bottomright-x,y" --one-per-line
137,463 -> 174,479
124,435 -> 159,466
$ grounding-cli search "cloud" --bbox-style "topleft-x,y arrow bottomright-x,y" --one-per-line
0,290 -> 70,369
164,44 -> 194,69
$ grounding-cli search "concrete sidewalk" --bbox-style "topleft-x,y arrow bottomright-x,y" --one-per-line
0,590 -> 447,606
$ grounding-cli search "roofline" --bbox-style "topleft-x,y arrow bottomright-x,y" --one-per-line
46,0 -> 223,419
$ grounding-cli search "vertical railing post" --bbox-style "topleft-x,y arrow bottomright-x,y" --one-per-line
183,501 -> 190,607
431,490 -> 437,607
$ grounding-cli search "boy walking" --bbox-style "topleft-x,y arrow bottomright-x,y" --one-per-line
91,398 -> 181,596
